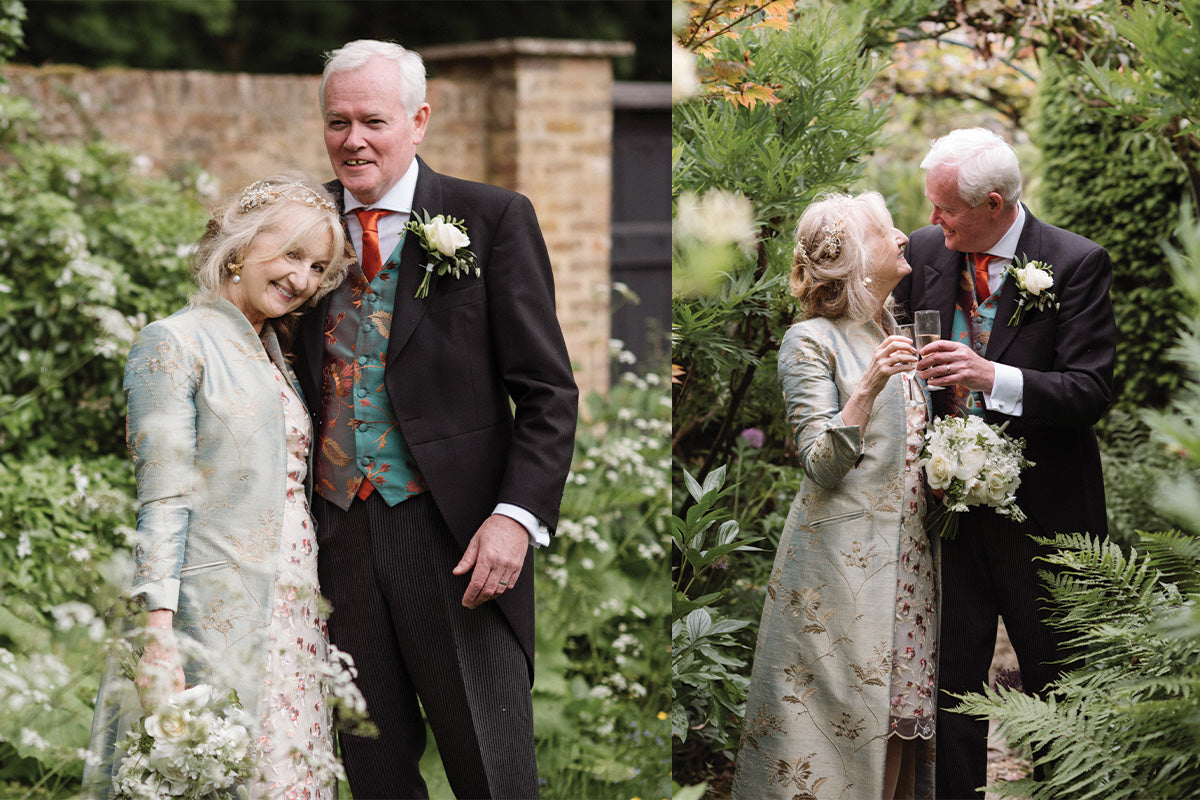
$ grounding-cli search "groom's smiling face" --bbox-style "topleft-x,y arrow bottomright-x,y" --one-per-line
323,57 -> 430,206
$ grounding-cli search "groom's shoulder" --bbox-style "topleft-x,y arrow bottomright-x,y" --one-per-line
424,162 -> 523,207
907,223 -> 947,254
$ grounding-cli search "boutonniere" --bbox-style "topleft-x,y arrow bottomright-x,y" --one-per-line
1004,258 -> 1059,327
406,211 -> 480,299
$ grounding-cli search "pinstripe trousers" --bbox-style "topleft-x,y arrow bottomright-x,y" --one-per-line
935,508 -> 1065,800
314,491 -> 538,800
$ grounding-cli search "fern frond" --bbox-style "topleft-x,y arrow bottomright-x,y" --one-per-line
1137,529 -> 1200,594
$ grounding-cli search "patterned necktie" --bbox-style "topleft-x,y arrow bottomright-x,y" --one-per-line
973,252 -> 994,305
354,208 -> 392,282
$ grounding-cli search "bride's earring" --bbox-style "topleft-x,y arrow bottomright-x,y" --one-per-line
227,258 -> 243,284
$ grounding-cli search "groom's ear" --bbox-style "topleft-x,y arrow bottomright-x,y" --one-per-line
412,104 -> 432,145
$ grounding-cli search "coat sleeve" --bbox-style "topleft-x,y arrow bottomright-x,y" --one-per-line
1018,244 -> 1116,426
485,193 -> 579,533
779,326 -> 863,489
123,321 -> 202,611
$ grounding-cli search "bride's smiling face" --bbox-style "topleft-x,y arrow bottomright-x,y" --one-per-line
866,217 -> 910,291
222,229 -> 332,331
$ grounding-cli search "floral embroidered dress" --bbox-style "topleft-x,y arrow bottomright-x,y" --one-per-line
731,316 -> 939,800
252,366 -> 338,800
890,385 -> 937,741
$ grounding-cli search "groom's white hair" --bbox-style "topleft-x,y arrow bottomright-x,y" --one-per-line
320,39 -> 427,117
921,128 -> 1023,209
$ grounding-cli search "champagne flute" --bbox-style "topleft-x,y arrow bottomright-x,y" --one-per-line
898,324 -> 917,376
898,323 -> 920,406
913,309 -> 942,391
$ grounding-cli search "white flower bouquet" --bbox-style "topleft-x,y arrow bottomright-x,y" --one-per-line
920,415 -> 1033,539
113,684 -> 258,800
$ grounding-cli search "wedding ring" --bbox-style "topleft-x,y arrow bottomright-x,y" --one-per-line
498,580 -> 509,586
944,364 -> 951,375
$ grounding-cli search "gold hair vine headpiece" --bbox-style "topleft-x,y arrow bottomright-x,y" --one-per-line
802,221 -> 843,263
239,180 -> 338,215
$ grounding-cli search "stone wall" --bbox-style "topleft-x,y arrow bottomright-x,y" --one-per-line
4,37 -> 633,398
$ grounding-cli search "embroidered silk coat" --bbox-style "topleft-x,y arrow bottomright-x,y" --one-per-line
731,315 -> 937,800
84,299 -> 304,797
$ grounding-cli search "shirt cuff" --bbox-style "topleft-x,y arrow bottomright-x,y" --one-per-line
494,503 -> 551,548
984,362 -> 1024,416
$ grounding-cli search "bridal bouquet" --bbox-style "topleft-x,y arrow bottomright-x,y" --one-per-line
920,415 -> 1033,539
112,684 -> 259,800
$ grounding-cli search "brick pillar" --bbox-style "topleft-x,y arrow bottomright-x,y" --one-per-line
422,38 -> 633,400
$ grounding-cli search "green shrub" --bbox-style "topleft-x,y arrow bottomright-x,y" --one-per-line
1032,58 -> 1190,415
0,93 -> 206,460
534,362 -> 672,800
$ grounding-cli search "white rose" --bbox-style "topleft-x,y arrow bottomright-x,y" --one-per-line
143,707 -> 190,743
964,476 -> 989,505
925,453 -> 953,490
1019,266 -> 1053,296
983,469 -> 1010,504
424,217 -> 470,257
172,683 -> 213,709
954,444 -> 987,481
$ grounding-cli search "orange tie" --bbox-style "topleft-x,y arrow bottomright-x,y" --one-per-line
353,208 -> 392,501
355,208 -> 392,282
973,253 -> 993,305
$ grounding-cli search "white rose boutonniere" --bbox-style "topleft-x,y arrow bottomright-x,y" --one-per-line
1005,258 -> 1059,327
406,210 -> 480,299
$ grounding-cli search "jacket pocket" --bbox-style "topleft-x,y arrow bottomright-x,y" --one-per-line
179,559 -> 232,577
808,509 -> 866,528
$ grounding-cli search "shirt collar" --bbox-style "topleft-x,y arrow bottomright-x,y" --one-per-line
342,158 -> 419,214
986,203 -> 1026,261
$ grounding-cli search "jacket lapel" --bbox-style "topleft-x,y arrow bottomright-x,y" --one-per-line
387,156 -> 439,365
922,248 -> 964,341
985,208 -> 1042,362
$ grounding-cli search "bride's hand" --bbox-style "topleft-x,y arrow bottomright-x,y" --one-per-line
135,611 -> 185,709
861,334 -> 918,396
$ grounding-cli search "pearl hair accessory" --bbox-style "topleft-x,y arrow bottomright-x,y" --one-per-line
238,179 -> 337,215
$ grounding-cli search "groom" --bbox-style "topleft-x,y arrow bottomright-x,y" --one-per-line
893,128 -> 1116,799
295,39 -> 578,799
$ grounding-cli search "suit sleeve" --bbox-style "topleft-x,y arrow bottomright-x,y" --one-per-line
1018,245 -> 1116,426
483,193 -> 579,533
123,322 -> 201,610
780,326 -> 863,489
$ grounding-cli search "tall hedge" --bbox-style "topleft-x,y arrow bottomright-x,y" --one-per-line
1032,57 -> 1189,414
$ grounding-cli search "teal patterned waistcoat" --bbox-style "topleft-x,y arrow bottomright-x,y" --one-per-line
314,236 -> 426,509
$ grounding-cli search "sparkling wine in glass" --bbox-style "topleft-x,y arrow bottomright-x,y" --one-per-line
913,310 -> 943,390
898,324 -> 918,376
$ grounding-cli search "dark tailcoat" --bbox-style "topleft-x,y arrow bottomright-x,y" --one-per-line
295,156 -> 579,670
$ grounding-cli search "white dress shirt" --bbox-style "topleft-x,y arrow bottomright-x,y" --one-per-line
976,204 -> 1026,416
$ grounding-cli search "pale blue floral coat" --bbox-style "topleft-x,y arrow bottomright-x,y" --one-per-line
84,299 -> 304,797
731,314 -> 937,800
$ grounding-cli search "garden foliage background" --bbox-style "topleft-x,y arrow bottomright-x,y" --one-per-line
673,0 -> 1200,797
0,2 -> 671,799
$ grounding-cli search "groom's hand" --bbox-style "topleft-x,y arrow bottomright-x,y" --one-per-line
917,339 -> 996,393
453,514 -> 528,609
